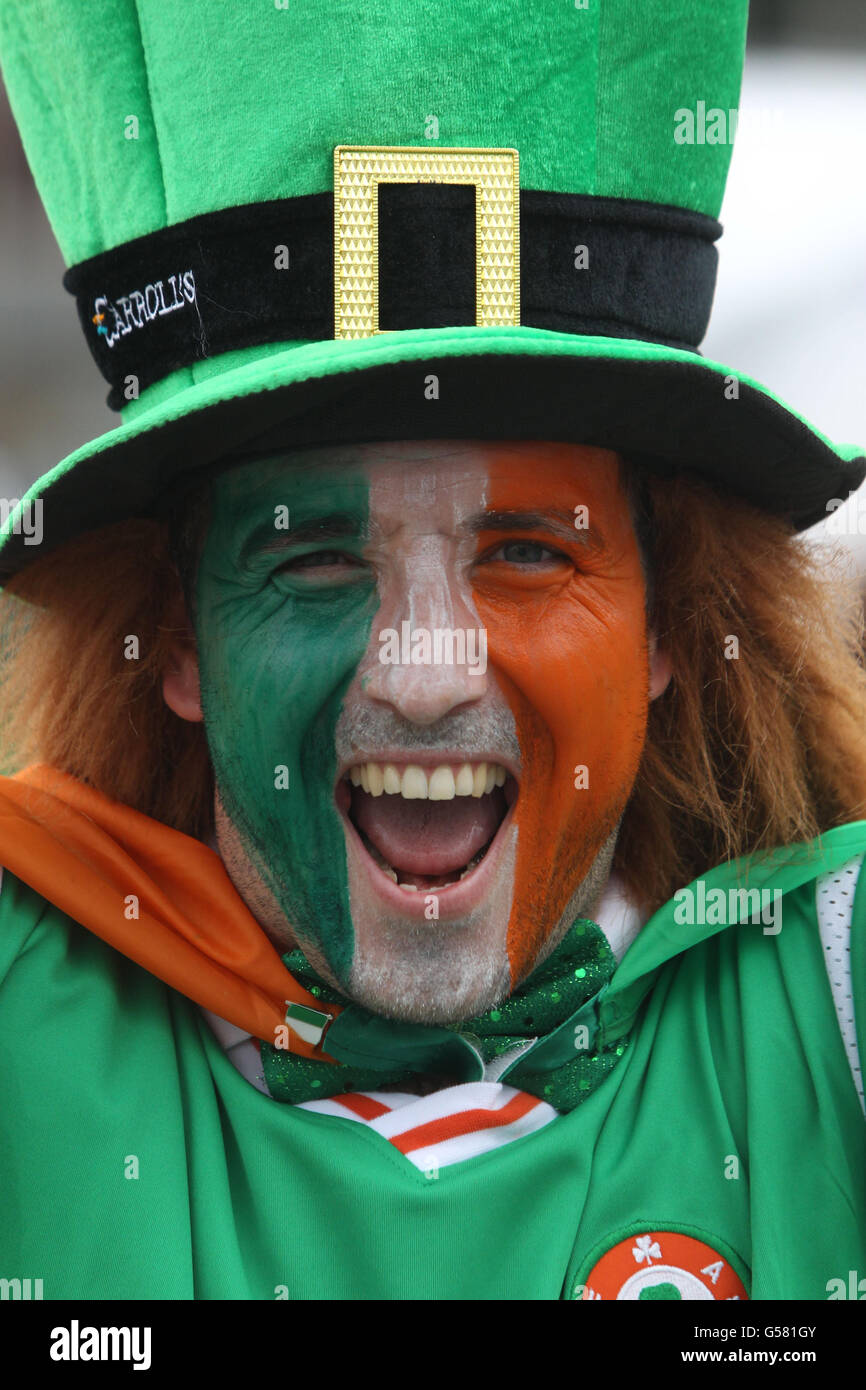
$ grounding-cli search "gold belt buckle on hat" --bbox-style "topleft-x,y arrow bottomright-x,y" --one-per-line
333,145 -> 520,339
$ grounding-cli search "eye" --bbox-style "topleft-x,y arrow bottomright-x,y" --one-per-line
488,540 -> 566,566
277,550 -> 356,570
271,549 -> 369,583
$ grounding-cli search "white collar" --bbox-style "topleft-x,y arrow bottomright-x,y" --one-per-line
592,870 -> 648,962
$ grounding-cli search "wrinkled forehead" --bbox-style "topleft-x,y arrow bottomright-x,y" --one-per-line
208,439 -> 629,539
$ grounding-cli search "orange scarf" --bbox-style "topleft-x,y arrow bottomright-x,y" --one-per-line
0,764 -> 341,1061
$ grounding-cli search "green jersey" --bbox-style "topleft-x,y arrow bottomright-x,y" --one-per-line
1,825 -> 864,1301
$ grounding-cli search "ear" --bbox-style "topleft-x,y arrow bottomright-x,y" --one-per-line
161,581 -> 203,723
648,627 -> 672,701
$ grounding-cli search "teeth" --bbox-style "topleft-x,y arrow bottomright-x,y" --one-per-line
455,763 -> 474,795
401,765 -> 428,799
428,767 -> 455,800
460,845 -> 487,879
383,763 -> 402,794
345,759 -> 512,800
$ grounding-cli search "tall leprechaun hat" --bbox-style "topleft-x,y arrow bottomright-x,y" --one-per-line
0,0 -> 862,580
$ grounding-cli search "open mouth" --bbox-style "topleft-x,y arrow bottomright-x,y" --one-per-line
336,760 -> 519,895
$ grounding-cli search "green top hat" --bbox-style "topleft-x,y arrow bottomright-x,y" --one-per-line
0,0 -> 862,578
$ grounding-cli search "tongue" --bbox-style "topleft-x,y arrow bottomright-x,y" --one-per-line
352,787 -> 504,875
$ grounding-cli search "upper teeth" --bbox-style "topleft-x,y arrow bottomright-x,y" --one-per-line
347,761 -> 508,799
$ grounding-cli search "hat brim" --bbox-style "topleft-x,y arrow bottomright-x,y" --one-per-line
1,325 -> 863,580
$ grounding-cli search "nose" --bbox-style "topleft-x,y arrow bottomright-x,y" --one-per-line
358,551 -> 489,725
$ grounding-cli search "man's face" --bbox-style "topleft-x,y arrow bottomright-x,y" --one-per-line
166,440 -> 669,1023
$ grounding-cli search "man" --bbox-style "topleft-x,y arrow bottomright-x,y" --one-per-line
0,1 -> 864,1301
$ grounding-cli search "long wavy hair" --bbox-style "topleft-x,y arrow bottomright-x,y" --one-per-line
1,465 -> 865,914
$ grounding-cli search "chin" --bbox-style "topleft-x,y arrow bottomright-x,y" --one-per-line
346,935 -> 512,1025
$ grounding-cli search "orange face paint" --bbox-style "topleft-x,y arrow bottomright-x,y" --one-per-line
470,443 -> 651,984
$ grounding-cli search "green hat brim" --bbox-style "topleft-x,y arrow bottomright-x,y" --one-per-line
1,325 -> 862,580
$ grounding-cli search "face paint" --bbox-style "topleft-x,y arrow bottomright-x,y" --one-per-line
193,441 -> 651,1020
334,446 -> 520,1020
194,454 -> 376,981
470,444 -> 651,984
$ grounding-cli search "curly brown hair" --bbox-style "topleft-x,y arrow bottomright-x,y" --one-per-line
1,465 -> 865,915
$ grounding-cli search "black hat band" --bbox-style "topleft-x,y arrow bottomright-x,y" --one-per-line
63,189 -> 722,412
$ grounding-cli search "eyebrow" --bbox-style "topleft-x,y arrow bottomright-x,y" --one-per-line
249,513 -> 372,557
464,509 -> 607,553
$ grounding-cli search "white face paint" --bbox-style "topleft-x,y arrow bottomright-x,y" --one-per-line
336,443 -> 520,1023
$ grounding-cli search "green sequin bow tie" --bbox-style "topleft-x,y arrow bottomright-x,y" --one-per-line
260,919 -> 629,1114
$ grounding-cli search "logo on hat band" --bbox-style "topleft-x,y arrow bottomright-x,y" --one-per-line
92,272 -> 198,350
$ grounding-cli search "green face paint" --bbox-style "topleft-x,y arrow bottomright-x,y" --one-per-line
194,453 -> 375,982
